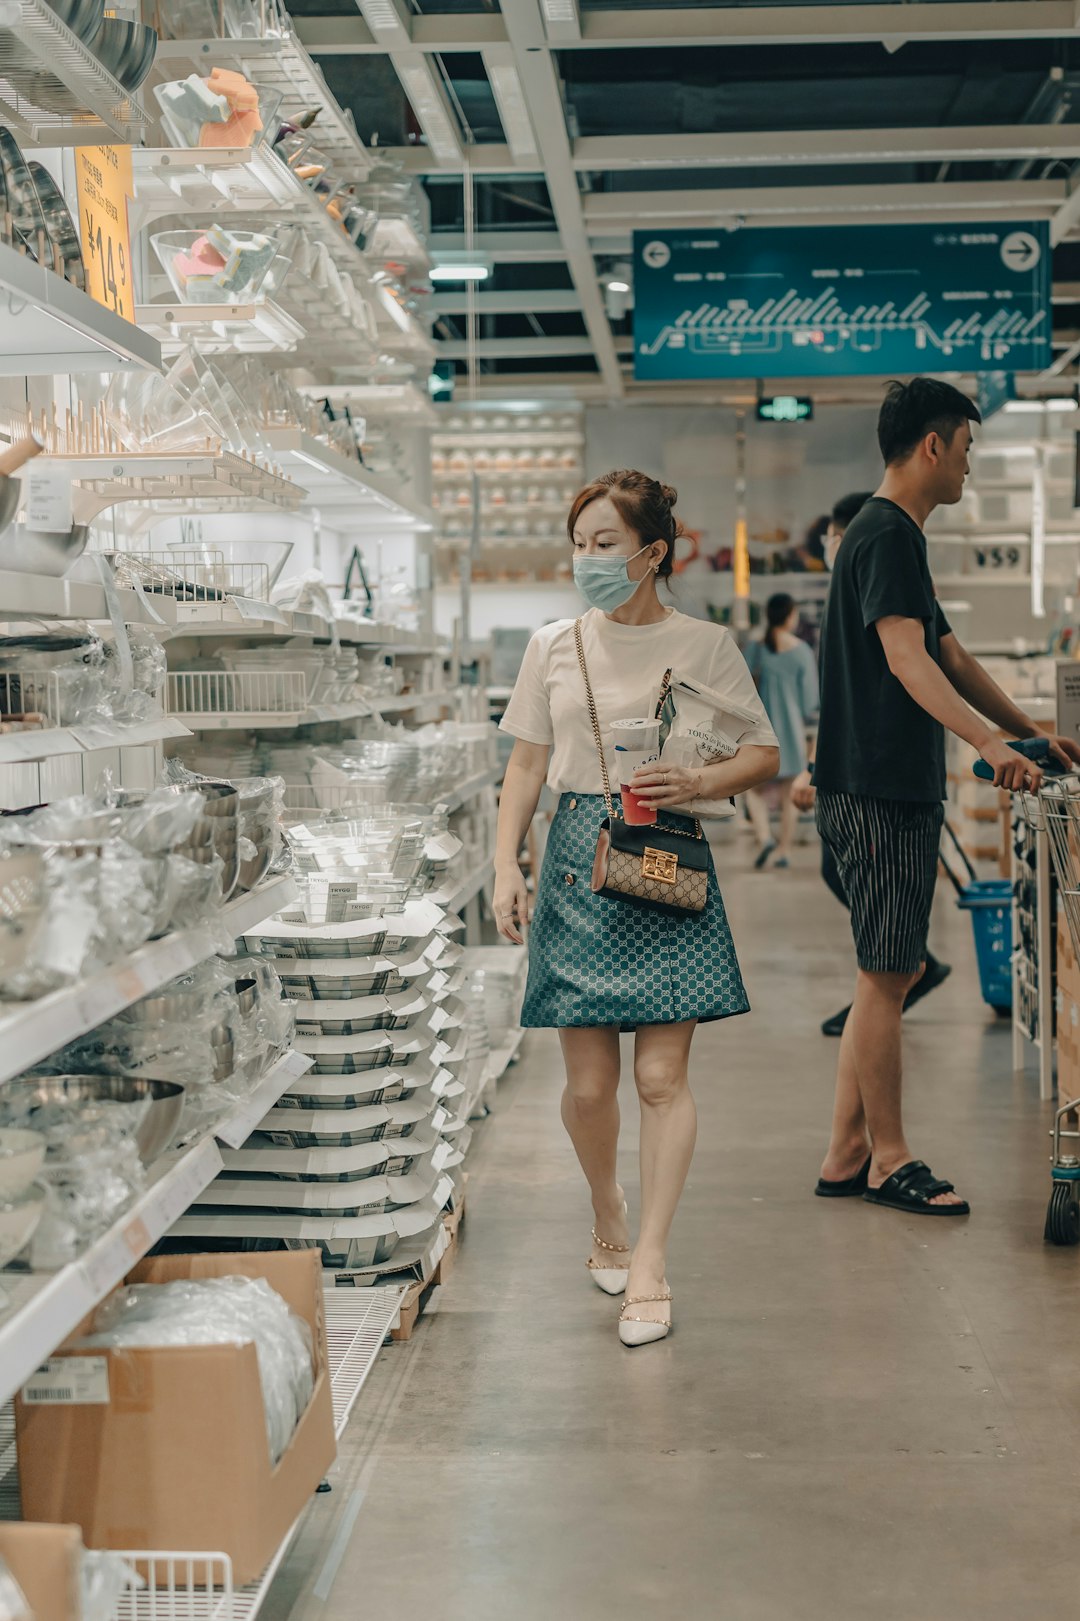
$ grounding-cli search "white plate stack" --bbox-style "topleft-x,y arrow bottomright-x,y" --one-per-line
171,898 -> 475,1272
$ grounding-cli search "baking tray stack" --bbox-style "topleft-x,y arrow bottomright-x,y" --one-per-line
171,895 -> 474,1271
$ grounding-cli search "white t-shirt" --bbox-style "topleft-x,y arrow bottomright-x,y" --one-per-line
500,607 -> 779,795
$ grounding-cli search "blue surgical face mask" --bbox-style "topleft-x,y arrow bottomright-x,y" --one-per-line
573,544 -> 652,613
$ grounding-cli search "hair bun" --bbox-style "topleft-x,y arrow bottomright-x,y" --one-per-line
659,482 -> 677,508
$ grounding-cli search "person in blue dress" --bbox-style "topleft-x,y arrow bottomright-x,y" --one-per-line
744,593 -> 819,870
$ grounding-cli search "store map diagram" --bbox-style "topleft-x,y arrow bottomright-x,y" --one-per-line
633,224 -> 1052,380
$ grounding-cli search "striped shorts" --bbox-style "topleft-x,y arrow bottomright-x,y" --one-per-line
815,791 -> 944,976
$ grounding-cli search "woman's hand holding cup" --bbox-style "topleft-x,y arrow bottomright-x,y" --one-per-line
632,763 -> 703,811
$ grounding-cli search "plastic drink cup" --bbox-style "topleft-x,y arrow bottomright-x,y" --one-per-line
613,718 -> 661,825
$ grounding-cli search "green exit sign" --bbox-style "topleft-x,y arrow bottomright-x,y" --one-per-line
756,395 -> 814,422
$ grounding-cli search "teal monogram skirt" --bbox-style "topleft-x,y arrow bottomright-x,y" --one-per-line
521,793 -> 750,1030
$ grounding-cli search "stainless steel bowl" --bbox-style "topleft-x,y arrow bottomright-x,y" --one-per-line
0,475 -> 21,543
9,1074 -> 184,1165
233,977 -> 257,1016
88,17 -> 158,92
0,519 -> 88,579
45,0 -> 105,43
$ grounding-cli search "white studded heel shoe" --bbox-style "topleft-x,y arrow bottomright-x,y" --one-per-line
586,1206 -> 630,1295
618,1290 -> 672,1347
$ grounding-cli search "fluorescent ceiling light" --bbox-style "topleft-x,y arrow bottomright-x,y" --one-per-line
357,0 -> 410,44
607,279 -> 631,294
394,59 -> 462,165
1003,397 -> 1079,413
483,56 -> 539,165
430,262 -> 491,283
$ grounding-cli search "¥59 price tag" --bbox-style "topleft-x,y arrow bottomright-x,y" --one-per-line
75,146 -> 135,323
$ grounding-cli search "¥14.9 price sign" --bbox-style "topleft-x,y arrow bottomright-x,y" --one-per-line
75,145 -> 134,323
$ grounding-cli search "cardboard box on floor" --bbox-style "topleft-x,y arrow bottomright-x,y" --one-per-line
14,1251 -> 336,1588
0,1523 -> 82,1621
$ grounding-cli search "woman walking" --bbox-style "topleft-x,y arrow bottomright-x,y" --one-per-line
494,471 -> 779,1346
744,593 -> 819,870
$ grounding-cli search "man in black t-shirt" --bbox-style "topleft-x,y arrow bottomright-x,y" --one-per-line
813,378 -> 1080,1217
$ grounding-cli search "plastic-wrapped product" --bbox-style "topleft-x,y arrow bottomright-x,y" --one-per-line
0,1557 -> 30,1621
81,1552 -> 142,1620
0,1087 -> 147,1268
80,1275 -> 314,1463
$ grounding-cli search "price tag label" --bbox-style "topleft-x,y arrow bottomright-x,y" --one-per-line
75,146 -> 135,322
24,463 -> 73,532
22,1356 -> 110,1406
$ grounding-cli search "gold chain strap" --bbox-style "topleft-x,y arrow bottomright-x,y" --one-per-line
575,617 -> 617,821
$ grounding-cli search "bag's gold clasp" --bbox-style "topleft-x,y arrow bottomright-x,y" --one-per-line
642,847 -> 679,884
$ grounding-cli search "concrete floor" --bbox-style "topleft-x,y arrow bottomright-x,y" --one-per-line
267,844 -> 1080,1621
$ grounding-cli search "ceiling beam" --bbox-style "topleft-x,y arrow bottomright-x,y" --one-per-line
495,0 -> 623,398
573,125 -> 1080,173
435,335 -> 601,359
583,179 -> 1067,225
295,14 -> 508,53
431,288 -> 582,316
299,3 -> 1080,53
432,231 -> 566,263
571,3 -> 1080,49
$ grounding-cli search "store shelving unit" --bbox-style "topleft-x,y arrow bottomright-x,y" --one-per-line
264,428 -> 434,528
40,449 -> 305,522
0,238 -> 160,375
0,713 -> 190,769
0,0 -> 150,145
135,299 -> 306,356
0,874 -> 297,1087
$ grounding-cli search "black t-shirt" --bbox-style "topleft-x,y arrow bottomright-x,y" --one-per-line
813,497 -> 951,803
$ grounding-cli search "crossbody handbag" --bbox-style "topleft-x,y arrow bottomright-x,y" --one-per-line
574,619 -> 709,916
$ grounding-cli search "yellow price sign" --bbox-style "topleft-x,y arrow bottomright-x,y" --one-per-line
75,145 -> 135,323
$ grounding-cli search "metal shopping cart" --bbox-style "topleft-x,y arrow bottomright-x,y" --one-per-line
1019,770 -> 1080,1244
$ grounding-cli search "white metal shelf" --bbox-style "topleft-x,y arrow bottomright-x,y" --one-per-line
0,714 -> 190,768
0,0 -> 150,145
307,383 -> 436,427
934,574 -> 1034,587
0,1135 -> 224,1409
369,216 -> 430,273
373,691 -> 452,718
131,144 -> 303,223
42,450 -> 305,520
0,568 -> 168,627
263,429 -> 435,527
136,299 -> 306,356
0,874 -> 297,1087
0,1048 -> 317,1411
166,698 -> 376,733
0,239 -> 160,376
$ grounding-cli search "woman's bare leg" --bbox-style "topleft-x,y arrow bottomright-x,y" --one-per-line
628,1020 -> 698,1321
745,788 -> 773,855
776,780 -> 798,861
559,1026 -> 629,1261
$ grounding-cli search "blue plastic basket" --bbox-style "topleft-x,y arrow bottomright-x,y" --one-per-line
957,878 -> 1013,1012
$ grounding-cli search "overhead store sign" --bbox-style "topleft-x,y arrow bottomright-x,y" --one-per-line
978,371 -> 1016,420
633,223 -> 1051,381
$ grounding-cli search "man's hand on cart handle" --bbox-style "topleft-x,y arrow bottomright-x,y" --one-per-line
1035,729 -> 1080,774
979,736 -> 1046,792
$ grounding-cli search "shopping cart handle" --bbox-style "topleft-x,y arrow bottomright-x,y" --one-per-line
973,736 -> 1071,781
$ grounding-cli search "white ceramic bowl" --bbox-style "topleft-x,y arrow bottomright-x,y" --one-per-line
0,1127 -> 46,1203
0,1181 -> 47,1269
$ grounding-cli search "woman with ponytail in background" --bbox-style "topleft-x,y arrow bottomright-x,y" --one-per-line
744,593 -> 819,871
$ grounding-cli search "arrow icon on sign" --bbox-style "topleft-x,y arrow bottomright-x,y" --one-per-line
1001,231 -> 1041,272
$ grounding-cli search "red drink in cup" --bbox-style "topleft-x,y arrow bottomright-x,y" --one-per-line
613,718 -> 661,825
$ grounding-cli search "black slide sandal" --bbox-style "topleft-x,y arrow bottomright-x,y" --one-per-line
814,1155 -> 872,1199
862,1160 -> 970,1216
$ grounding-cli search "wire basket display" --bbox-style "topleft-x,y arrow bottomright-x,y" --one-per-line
107,548 -> 271,605
167,669 -> 308,720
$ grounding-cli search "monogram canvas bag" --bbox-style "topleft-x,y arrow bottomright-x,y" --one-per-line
574,619 -> 709,916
